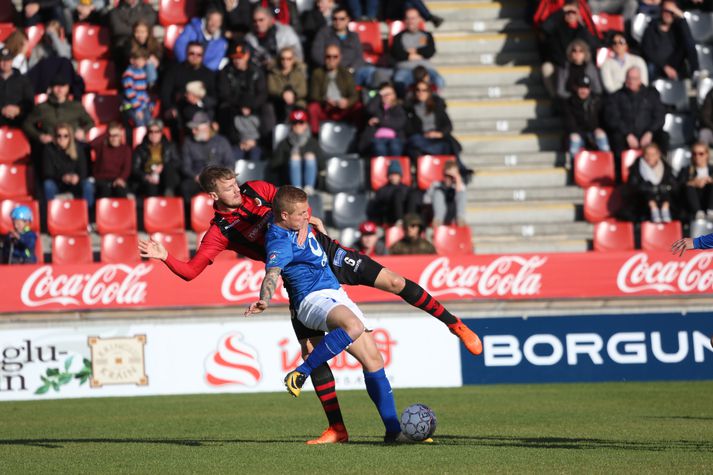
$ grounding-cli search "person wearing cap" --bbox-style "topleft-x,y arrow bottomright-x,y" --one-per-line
245,7 -> 303,69
271,108 -> 322,192
555,39 -> 602,100
121,48 -> 153,127
388,213 -> 436,255
0,46 -> 34,128
174,8 -> 228,72
356,220 -> 386,256
423,160 -> 467,227
91,121 -> 132,200
132,119 -> 180,197
179,80 -> 216,132
600,32 -> 649,95
1,205 -> 37,264
267,46 -> 308,123
367,159 -> 422,226
562,73 -> 609,158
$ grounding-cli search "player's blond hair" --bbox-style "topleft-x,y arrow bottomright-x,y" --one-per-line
274,185 -> 307,218
199,166 -> 236,193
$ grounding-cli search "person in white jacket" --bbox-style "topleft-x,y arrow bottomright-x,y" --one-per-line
601,32 -> 649,94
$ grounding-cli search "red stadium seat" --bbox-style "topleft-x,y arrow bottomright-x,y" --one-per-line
0,198 -> 39,234
197,230 -> 236,260
593,220 -> 635,252
0,163 -> 32,199
621,148 -> 643,183
132,126 -> 147,148
433,225 -> 473,255
151,231 -> 189,260
0,127 -> 30,164
82,93 -> 122,125
52,235 -> 93,265
100,233 -> 140,263
47,199 -> 89,236
163,24 -> 184,58
0,23 -> 15,42
574,150 -> 615,188
641,221 -> 682,251
34,93 -> 47,105
191,193 -> 215,233
416,155 -> 451,190
370,156 -> 412,190
35,237 -> 44,263
143,196 -> 185,233
95,198 -> 137,235
87,124 -> 108,143
24,24 -> 44,58
583,185 -> 621,223
158,0 -> 199,26
72,23 -> 110,60
592,13 -> 625,34
348,21 -> 382,64
77,59 -> 118,93
384,225 -> 404,248
387,19 -> 425,46
0,0 -> 16,22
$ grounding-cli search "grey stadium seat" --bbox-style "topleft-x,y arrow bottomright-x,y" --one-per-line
698,77 -> 713,105
319,121 -> 357,155
235,159 -> 266,182
307,193 -> 324,220
273,123 -> 289,147
684,10 -> 713,44
631,13 -> 651,43
696,44 -> 713,75
664,113 -> 695,148
339,227 -> 360,248
325,156 -> 365,193
331,192 -> 367,229
667,147 -> 691,176
691,218 -> 713,239
653,79 -> 689,111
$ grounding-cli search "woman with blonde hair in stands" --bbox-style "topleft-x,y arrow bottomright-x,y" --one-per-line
42,123 -> 95,208
556,38 -> 602,99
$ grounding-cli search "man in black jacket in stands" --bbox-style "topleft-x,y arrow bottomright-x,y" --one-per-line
0,48 -> 34,127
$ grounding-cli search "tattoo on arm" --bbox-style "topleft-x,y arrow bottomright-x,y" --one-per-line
260,267 -> 282,303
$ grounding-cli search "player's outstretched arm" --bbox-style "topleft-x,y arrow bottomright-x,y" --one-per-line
245,266 -> 281,316
138,239 -> 168,260
671,237 -> 694,257
309,216 -> 327,235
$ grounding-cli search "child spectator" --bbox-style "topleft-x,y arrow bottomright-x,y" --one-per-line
122,49 -> 153,127
1,205 -> 37,264
119,20 -> 162,83
682,142 -> 713,220
367,159 -> 421,226
355,220 -> 387,256
132,119 -> 180,197
423,160 -> 466,226
91,122 -> 132,199
389,213 -> 436,255
271,108 -> 322,191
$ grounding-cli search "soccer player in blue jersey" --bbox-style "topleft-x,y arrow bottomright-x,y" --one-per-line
246,185 -> 419,443
672,234 -> 713,256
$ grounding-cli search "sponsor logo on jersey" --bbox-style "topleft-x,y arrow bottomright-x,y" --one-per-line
333,248 -> 346,267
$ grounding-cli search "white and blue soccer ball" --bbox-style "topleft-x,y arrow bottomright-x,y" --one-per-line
400,403 -> 437,441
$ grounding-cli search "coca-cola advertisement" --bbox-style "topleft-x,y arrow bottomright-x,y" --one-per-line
2,251 -> 713,313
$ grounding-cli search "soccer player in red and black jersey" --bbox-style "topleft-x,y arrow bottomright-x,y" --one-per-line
139,166 -> 482,444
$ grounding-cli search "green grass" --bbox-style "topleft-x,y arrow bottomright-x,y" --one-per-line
1,382 -> 713,474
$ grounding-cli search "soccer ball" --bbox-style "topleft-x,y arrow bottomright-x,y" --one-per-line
400,403 -> 437,441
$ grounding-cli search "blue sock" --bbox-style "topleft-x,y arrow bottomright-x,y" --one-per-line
364,368 -> 401,434
296,328 -> 353,377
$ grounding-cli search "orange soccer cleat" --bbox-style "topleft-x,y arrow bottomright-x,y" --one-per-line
306,424 -> 349,445
448,319 -> 483,356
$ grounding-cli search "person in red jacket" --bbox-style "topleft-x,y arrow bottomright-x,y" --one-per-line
138,165 -> 482,444
91,121 -> 132,199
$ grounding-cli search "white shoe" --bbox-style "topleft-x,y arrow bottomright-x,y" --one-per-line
696,210 -> 706,220
661,208 -> 672,223
651,208 -> 662,223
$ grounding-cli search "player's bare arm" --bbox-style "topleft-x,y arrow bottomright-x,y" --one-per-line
245,266 -> 281,316
138,239 -> 168,260
309,216 -> 327,235
671,238 -> 694,257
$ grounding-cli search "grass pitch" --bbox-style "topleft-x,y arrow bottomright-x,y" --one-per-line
1,381 -> 713,474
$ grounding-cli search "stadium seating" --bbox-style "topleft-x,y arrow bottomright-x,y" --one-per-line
25,24 -> 44,58
319,122 -> 357,155
0,0 -> 15,22
696,44 -> 713,75
668,148 -> 691,176
0,198 -> 39,234
433,225 -> 474,255
653,79 -> 689,111
583,185 -> 621,223
158,0 -> 199,26
416,155 -> 451,190
47,199 -> 89,236
370,156 -> 412,190
631,13 -> 651,43
384,225 -> 404,248
664,113 -> 695,148
0,127 -> 30,164
150,231 -> 189,260
621,149 -> 642,183
331,192 -> 367,229
82,93 -> 122,125
132,126 -> 147,148
35,237 -> 44,263
52,235 -> 93,265
95,198 -> 137,235
698,77 -> 713,106
337,227 -> 358,248
307,193 -> 324,220
0,23 -> 14,42
100,233 -> 140,263
684,10 -> 713,44
296,0 -> 314,13
163,24 -> 184,58
34,93 -> 47,105
87,124 -> 108,142
273,123 -> 289,146
641,221 -> 682,251
235,159 -> 266,183
593,220 -> 635,252
325,156 -> 365,193
143,197 -> 185,233
77,59 -> 118,93
592,13 -> 624,34
190,193 -> 215,233
574,150 -> 615,188
72,23 -> 110,60
387,19 -> 425,46
0,163 -> 32,199
690,218 -> 713,239
596,47 -> 611,68
348,21 -> 382,64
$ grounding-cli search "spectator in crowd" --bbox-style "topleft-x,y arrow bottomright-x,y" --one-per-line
539,0 -> 599,97
23,0 -> 65,29
23,76 -> 94,145
174,8 -> 228,72
533,0 -> 598,35
267,46 -> 308,123
179,80 -> 216,128
301,0 -> 336,47
345,0 -> 379,21
627,142 -> 678,222
699,87 -> 713,147
310,7 -> 376,87
307,44 -> 361,134
682,142 -> 713,220
423,160 -> 466,227
271,108 -> 321,192
245,7 -> 303,69
28,20 -> 70,69
588,0 -> 638,19
360,82 -> 407,156
563,75 -> 610,157
600,32 -> 649,95
0,47 -> 34,128
160,42 -> 217,131
259,0 -> 300,34
64,0 -> 105,27
132,119 -> 180,197
179,112 -> 234,206
605,67 -> 668,164
638,0 -> 662,16
356,220 -> 386,256
404,65 -> 437,101
217,40 -> 271,159
91,122 -> 131,199
118,20 -> 162,83
203,0 -> 252,36
2,30 -> 30,74
42,123 -> 93,207
391,8 -> 445,93
367,159 -> 421,226
383,0 -> 444,28
556,39 -> 602,99
679,0 -> 713,11
640,0 -> 698,80
1,205 -> 37,264
108,0 -> 157,50
389,212 -> 436,255
27,51 -> 84,100
122,49 -> 153,127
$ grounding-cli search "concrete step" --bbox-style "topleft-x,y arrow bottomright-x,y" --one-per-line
429,1 -> 528,21
448,99 -> 553,120
433,32 -> 537,54
435,18 -> 533,34
473,238 -> 589,254
467,221 -> 593,238
457,132 -> 562,154
466,202 -> 576,224
441,84 -> 547,101
440,65 -> 539,87
455,116 -> 561,134
467,185 -> 583,204
462,151 -> 564,169
433,50 -> 539,66
471,167 -> 568,189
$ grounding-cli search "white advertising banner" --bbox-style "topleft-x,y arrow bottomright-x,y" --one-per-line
0,315 -> 461,401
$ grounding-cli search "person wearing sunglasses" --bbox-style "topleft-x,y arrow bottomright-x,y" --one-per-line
681,142 -> 713,220
388,213 -> 436,255
41,122 -> 94,209
245,7 -> 303,69
423,160 -> 467,227
600,32 -> 648,94
91,121 -> 132,200
556,38 -> 602,99
132,119 -> 180,198
267,46 -> 308,122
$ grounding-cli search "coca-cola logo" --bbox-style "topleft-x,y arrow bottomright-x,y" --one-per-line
205,332 -> 262,386
20,264 -> 152,307
617,252 -> 713,293
221,261 -> 289,303
418,256 -> 546,298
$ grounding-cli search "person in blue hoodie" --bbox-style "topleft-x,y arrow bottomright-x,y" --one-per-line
173,8 -> 228,71
1,205 -> 37,264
